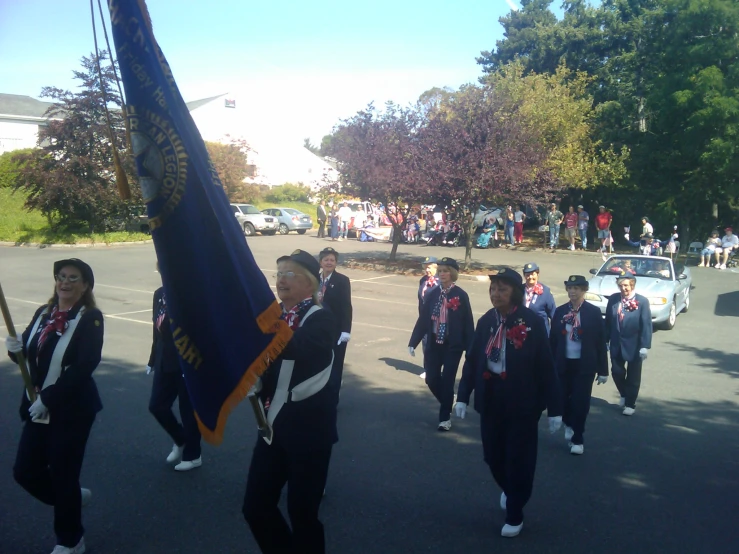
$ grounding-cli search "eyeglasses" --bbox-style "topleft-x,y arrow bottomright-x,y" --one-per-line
55,274 -> 81,283
275,271 -> 297,279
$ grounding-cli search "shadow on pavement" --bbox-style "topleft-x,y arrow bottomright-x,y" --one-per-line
715,290 -> 739,317
664,341 -> 739,380
378,356 -> 424,376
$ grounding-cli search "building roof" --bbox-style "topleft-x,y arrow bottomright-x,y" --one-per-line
0,93 -> 54,118
184,93 -> 228,112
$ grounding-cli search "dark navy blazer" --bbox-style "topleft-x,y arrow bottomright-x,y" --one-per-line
409,285 -> 474,352
550,301 -> 608,376
604,293 -> 652,363
320,271 -> 352,337
525,283 -> 556,333
148,287 -> 180,373
417,275 -> 440,315
457,306 -> 562,419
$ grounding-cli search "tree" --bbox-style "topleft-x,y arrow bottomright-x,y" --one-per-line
12,53 -> 140,231
324,103 -> 428,261
0,149 -> 33,189
205,137 -> 259,202
303,137 -> 320,155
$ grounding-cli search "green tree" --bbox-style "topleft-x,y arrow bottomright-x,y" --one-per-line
205,137 -> 259,202
0,149 -> 33,189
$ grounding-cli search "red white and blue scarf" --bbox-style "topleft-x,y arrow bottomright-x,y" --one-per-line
525,283 -> 543,307
281,297 -> 314,331
562,303 -> 582,342
37,305 -> 71,356
618,295 -> 638,323
431,284 -> 455,344
155,293 -> 167,332
485,307 -> 517,362
422,275 -> 438,299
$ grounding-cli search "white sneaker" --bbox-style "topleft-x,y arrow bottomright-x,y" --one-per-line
697,262 -> 705,267
501,522 -> 523,537
500,492 -> 507,510
570,444 -> 584,455
564,426 -> 574,441
619,397 -> 626,408
622,407 -> 635,416
166,444 -> 184,463
174,457 -> 202,471
51,537 -> 86,554
419,372 -> 426,379
570,245 -> 575,251
437,420 -> 452,431
719,264 -> 726,270
80,488 -> 91,507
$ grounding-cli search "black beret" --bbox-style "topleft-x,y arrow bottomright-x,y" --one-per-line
437,257 -> 459,271
564,275 -> 589,288
53,258 -> 95,289
277,249 -> 320,282
489,267 -> 523,289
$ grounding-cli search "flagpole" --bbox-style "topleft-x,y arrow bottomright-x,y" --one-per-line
0,281 -> 36,402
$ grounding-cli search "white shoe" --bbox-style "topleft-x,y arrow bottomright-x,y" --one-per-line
500,492 -> 507,510
697,262 -> 705,267
619,397 -> 626,408
719,264 -> 726,270
570,443 -> 584,455
622,407 -> 635,416
437,420 -> 452,431
51,537 -> 86,554
564,426 -> 574,441
166,444 -> 184,463
419,372 -> 426,379
80,488 -> 91,507
174,457 -> 202,471
501,522 -> 523,538
570,245 -> 575,251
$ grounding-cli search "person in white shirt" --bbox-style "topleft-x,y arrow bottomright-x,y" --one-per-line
640,217 -> 653,238
352,206 -> 366,232
338,202 -> 352,241
714,227 -> 738,269
513,205 -> 526,244
698,231 -> 721,267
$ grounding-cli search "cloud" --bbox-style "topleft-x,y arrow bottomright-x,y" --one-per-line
504,0 -> 520,11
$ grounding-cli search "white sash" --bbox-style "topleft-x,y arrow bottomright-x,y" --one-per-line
266,305 -> 334,428
25,306 -> 86,399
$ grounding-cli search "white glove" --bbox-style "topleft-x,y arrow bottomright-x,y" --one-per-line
337,332 -> 351,345
146,365 -> 153,375
5,336 -> 23,354
639,348 -> 648,360
624,233 -> 630,240
28,397 -> 48,421
548,416 -> 562,434
408,346 -> 415,357
454,402 -> 467,419
596,375 -> 608,385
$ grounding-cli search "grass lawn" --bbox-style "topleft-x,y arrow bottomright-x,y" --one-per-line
0,187 -> 150,244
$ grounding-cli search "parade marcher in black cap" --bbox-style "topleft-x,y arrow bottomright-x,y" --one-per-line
522,262 -> 556,334
5,258 -> 103,554
243,249 -> 338,554
455,267 -> 562,538
317,247 -> 352,403
605,272 -> 652,416
550,275 -> 608,455
416,257 -> 439,379
147,264 -> 202,471
409,258 -> 474,431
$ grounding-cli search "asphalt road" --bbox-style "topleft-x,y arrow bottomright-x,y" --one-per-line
1,234 -> 738,553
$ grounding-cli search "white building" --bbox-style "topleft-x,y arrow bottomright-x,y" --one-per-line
0,94 -> 57,154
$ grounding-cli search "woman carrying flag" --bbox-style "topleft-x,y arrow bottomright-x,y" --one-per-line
408,258 -> 474,431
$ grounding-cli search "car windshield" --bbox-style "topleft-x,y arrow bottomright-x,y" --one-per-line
283,208 -> 302,215
237,205 -> 261,215
598,257 -> 673,279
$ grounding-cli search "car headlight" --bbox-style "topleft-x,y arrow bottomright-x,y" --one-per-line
648,297 -> 668,305
584,292 -> 602,302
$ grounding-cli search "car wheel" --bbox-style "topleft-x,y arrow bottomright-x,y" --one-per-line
681,290 -> 690,313
661,300 -> 677,330
279,224 -> 290,235
244,223 -> 255,237
262,230 -> 276,236
297,229 -> 307,235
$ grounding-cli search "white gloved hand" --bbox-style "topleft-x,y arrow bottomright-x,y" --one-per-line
408,346 -> 415,357
28,397 -> 48,421
596,375 -> 608,385
548,416 -> 563,434
454,402 -> 467,419
337,332 -> 351,346
639,348 -> 648,360
146,365 -> 153,375
5,336 -> 23,354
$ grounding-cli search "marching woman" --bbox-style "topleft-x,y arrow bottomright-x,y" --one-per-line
408,258 -> 474,431
522,262 -> 556,334
147,268 -> 202,471
317,247 -> 352,402
605,272 -> 652,416
550,275 -> 608,455
454,268 -> 562,538
5,258 -> 103,554
417,256 -> 439,314
242,250 -> 338,554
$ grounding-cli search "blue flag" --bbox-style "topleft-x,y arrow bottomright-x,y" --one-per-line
108,0 -> 292,444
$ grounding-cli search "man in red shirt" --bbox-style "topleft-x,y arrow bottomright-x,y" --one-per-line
564,206 -> 579,251
595,206 -> 613,253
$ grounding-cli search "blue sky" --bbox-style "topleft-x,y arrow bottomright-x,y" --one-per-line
0,0 -> 521,146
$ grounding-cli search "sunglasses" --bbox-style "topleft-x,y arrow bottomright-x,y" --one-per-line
275,271 -> 298,279
55,274 -> 81,283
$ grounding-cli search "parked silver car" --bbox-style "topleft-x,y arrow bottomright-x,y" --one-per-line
230,204 -> 277,236
261,208 -> 313,235
586,255 -> 691,330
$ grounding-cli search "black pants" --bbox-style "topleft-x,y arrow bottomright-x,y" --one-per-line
329,342 -> 347,405
149,368 -> 201,461
480,402 -> 538,526
561,360 -> 594,445
317,220 -> 326,238
13,415 -> 95,548
423,341 -> 463,422
611,355 -> 643,409
243,439 -> 332,554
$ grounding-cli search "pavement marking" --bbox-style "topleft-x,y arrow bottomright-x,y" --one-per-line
352,275 -> 396,283
107,309 -> 152,316
96,283 -> 154,295
106,314 -> 150,325
5,296 -> 42,307
353,321 -> 410,333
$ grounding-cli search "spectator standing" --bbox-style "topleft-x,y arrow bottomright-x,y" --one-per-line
640,217 -> 653,238
714,227 -> 738,269
577,205 -> 589,250
564,206 -> 578,251
698,231 -> 721,267
595,206 -> 613,253
504,206 -> 515,247
514,205 -> 526,244
329,206 -> 340,242
546,203 -> 563,249
338,202 -> 352,241
316,200 -> 327,239
352,205 -> 366,232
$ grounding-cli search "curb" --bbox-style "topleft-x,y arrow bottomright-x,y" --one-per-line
343,260 -> 491,281
0,240 -> 153,248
